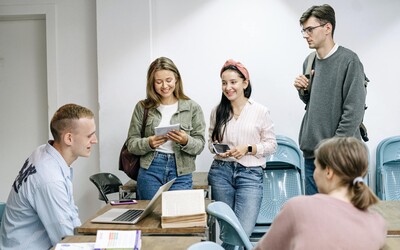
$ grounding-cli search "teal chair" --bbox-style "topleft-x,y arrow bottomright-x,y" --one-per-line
376,136 -> 400,200
187,241 -> 224,250
251,135 -> 304,241
206,201 -> 254,250
0,202 -> 6,225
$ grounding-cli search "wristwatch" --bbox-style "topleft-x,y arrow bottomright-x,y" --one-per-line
247,144 -> 252,154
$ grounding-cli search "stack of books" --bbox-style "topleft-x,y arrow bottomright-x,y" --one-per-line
161,189 -> 207,228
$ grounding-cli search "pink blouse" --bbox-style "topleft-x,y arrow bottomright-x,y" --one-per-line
208,99 -> 276,167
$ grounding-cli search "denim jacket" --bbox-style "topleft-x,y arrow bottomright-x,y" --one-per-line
126,99 -> 206,176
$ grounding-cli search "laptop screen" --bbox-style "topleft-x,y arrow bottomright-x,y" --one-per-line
91,178 -> 176,224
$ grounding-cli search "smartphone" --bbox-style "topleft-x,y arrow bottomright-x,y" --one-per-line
110,199 -> 137,205
212,143 -> 230,154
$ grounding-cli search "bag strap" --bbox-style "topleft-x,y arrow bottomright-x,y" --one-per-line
140,108 -> 149,138
124,107 -> 149,147
305,51 -> 316,80
300,52 -> 316,95
301,52 -> 316,110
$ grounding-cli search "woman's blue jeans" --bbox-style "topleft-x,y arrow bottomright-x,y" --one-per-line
208,160 -> 263,250
137,151 -> 192,200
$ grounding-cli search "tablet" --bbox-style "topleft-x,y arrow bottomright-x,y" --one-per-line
212,143 -> 230,154
155,123 -> 180,136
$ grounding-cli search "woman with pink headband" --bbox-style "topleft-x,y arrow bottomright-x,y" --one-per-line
208,59 -> 277,249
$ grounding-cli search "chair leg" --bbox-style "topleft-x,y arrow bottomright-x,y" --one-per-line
207,215 -> 216,242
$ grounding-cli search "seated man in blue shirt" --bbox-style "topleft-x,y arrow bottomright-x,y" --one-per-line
0,103 -> 98,249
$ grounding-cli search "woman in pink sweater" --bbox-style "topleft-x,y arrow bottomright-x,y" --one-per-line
254,137 -> 386,250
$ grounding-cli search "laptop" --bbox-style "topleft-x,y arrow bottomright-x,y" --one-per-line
91,178 -> 176,224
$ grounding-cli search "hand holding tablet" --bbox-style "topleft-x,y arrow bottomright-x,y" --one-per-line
155,123 -> 180,136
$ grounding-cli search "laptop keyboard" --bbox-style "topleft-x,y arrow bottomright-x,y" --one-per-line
113,209 -> 144,222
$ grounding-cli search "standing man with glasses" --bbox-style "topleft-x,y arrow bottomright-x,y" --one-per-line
294,4 -> 366,195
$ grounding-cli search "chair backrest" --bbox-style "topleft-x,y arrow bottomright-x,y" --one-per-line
89,173 -> 122,203
376,136 -> 400,200
206,201 -> 253,250
0,202 -> 6,225
256,167 -> 302,224
264,135 -> 304,205
187,241 -> 224,250
267,135 -> 304,187
251,135 -> 304,241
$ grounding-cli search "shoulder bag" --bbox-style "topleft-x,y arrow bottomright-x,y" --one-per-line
118,108 -> 149,180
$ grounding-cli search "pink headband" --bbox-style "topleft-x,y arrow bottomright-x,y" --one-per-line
220,59 -> 250,81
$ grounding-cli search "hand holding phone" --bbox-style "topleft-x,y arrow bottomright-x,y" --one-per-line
212,143 -> 230,154
110,199 -> 137,205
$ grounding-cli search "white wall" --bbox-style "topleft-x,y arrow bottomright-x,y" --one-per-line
0,16 -> 48,206
54,0 -> 101,220
0,0 -> 399,223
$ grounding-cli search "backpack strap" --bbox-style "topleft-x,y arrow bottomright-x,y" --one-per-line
300,52 -> 316,96
305,52 -> 316,75
300,52 -> 316,110
304,51 -> 316,92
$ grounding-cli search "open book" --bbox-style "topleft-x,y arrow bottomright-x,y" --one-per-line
94,230 -> 141,250
161,189 -> 207,228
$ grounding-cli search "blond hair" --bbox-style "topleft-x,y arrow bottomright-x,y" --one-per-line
50,103 -> 94,142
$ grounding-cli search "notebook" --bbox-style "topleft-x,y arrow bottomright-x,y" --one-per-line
91,178 -> 176,224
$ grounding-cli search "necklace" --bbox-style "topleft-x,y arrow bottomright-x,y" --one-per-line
232,102 -> 247,118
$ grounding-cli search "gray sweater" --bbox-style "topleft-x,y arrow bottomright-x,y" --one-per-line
299,46 -> 366,158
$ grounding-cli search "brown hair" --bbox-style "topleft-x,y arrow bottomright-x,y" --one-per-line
315,137 -> 379,210
143,57 -> 189,109
50,103 -> 94,142
300,4 -> 336,37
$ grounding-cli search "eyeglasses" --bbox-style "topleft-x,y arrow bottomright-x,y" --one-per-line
301,23 -> 327,36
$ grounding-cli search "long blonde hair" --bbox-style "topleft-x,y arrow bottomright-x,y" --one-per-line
315,137 -> 379,210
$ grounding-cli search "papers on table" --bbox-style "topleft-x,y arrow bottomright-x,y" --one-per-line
155,123 -> 180,136
54,230 -> 141,250
55,243 -> 95,250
